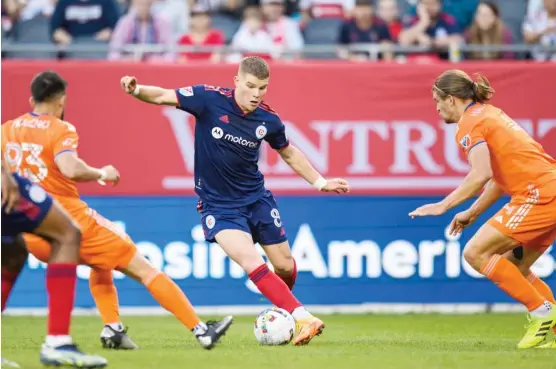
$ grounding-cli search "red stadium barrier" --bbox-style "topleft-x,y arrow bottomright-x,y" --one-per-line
2,61 -> 555,195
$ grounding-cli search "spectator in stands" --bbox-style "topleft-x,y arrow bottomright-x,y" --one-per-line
398,0 -> 462,60
229,6 -> 276,61
465,1 -> 514,60
437,0 -> 478,31
196,0 -> 244,18
337,0 -> 393,61
261,0 -> 304,58
108,0 -> 175,61
114,0 -> 129,13
404,0 -> 479,32
244,0 -> 299,18
151,0 -> 190,41
178,4 -> 224,62
299,0 -> 353,24
19,0 -> 56,21
2,0 -> 25,31
376,0 -> 402,41
528,0 -> 544,17
51,0 -> 119,45
523,0 -> 556,61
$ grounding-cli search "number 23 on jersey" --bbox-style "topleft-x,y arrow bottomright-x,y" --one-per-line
4,142 -> 48,183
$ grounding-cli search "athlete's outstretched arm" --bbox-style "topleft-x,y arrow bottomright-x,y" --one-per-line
55,152 -> 119,184
120,76 -> 178,106
466,179 -> 505,218
446,179 -> 505,235
278,144 -> 349,193
441,144 -> 493,209
409,143 -> 492,217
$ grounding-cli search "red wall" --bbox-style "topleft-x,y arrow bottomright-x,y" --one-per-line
2,61 -> 555,195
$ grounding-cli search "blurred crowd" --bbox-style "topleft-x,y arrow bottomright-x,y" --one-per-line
2,0 -> 556,62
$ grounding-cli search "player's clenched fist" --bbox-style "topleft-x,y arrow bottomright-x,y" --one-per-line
100,165 -> 120,185
321,178 -> 349,194
120,76 -> 137,94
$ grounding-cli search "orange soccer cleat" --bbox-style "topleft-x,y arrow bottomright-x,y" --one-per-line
292,317 -> 325,346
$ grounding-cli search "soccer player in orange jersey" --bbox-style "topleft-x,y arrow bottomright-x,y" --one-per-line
409,69 -> 556,349
3,71 -> 233,351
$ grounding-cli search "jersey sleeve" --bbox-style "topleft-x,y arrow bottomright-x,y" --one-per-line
52,121 -> 79,158
457,120 -> 486,157
265,120 -> 290,151
174,85 -> 208,117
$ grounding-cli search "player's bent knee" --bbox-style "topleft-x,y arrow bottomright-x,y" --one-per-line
462,245 -> 485,271
243,257 -> 267,275
272,255 -> 294,275
122,253 -> 156,283
65,225 -> 81,247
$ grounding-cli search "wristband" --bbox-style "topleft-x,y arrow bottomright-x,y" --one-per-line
132,85 -> 141,96
312,176 -> 327,191
98,169 -> 107,186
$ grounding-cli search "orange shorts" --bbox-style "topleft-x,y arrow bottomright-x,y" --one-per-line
25,208 -> 136,270
488,183 -> 556,250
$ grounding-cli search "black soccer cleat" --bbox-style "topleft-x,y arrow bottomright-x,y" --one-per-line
100,325 -> 139,350
195,315 -> 233,350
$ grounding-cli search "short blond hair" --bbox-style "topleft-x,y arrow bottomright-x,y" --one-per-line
239,56 -> 270,79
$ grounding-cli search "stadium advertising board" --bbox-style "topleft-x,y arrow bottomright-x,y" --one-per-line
7,196 -> 555,311
2,61 -> 555,196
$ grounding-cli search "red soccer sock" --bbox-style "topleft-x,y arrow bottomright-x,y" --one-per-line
1,269 -> 20,312
46,264 -> 77,336
249,264 -> 302,313
276,259 -> 297,291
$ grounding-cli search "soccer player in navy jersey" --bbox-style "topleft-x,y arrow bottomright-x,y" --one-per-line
121,56 -> 350,345
1,161 -> 108,368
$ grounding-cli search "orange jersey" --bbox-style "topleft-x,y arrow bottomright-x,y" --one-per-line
456,104 -> 556,197
1,113 -> 87,214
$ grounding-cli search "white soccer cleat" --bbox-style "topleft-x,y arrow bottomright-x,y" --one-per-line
40,344 -> 108,368
195,316 -> 234,350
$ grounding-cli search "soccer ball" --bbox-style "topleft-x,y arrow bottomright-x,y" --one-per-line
253,307 -> 296,345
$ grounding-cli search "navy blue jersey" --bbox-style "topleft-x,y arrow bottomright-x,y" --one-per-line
175,85 -> 289,208
50,0 -> 120,37
338,19 -> 392,45
1,173 -> 53,242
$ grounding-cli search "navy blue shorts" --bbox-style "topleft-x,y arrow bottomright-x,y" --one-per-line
1,174 -> 53,241
199,190 -> 288,245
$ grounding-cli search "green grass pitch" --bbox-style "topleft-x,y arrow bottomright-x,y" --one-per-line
2,314 -> 555,369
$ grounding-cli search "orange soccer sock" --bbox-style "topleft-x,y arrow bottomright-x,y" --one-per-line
90,269 -> 121,325
527,272 -> 556,304
143,272 -> 201,331
481,255 -> 546,312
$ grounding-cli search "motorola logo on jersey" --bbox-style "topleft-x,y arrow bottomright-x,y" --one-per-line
212,127 -> 223,139
212,126 -> 258,148
223,134 -> 258,148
